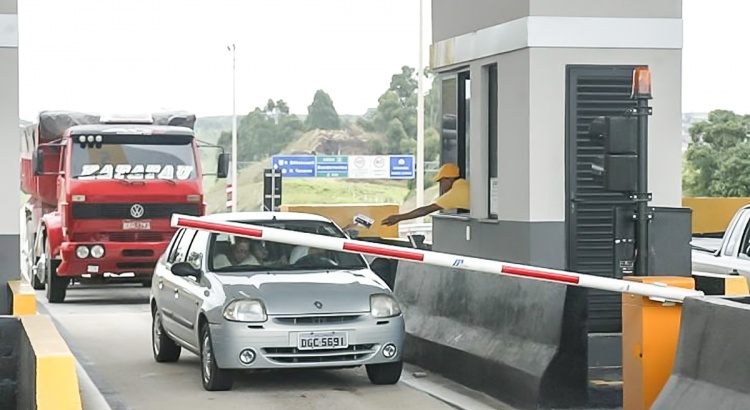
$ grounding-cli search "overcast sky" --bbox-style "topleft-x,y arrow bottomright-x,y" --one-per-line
15,0 -> 750,120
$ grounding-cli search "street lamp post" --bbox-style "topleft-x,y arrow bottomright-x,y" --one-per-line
415,0 -> 425,222
228,44 -> 238,212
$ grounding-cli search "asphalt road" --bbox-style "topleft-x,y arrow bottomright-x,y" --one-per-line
36,283 -> 508,410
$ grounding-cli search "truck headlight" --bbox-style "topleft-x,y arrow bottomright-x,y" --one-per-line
223,299 -> 267,322
75,246 -> 89,258
370,294 -> 401,318
90,245 -> 104,258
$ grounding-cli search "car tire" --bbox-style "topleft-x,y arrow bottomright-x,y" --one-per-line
200,324 -> 233,391
44,240 -> 67,303
366,360 -> 403,385
152,309 -> 181,362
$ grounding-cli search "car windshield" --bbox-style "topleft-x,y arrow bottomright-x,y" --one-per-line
70,141 -> 198,180
208,219 -> 369,273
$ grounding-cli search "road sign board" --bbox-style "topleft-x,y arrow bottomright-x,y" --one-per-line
263,168 -> 282,211
269,154 -> 415,179
348,155 -> 390,179
316,155 -> 349,178
389,155 -> 414,179
271,155 -> 316,178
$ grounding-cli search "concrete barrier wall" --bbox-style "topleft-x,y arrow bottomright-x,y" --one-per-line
8,280 -> 36,315
651,296 -> 750,410
19,315 -> 82,410
394,261 -> 588,409
0,317 -> 20,409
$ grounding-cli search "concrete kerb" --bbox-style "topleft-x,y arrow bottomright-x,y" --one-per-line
7,279 -> 113,410
650,295 -> 750,410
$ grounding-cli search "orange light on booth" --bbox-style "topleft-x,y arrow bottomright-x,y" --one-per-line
631,67 -> 652,99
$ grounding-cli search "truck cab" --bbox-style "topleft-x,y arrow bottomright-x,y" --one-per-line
22,111 -> 228,303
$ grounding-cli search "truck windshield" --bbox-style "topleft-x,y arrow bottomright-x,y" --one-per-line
70,142 -> 198,180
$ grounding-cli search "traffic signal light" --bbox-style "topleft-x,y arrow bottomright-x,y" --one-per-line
588,116 -> 638,192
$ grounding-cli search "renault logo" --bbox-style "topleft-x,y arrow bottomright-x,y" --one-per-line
314,301 -> 323,309
130,204 -> 145,219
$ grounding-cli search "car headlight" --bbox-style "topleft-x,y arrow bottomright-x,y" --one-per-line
223,299 -> 267,322
75,246 -> 89,258
90,245 -> 105,258
370,293 -> 401,318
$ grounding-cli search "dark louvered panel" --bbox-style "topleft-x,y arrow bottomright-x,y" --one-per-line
72,203 -> 201,219
568,67 -> 637,333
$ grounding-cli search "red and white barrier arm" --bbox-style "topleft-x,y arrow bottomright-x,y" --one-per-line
170,214 -> 704,303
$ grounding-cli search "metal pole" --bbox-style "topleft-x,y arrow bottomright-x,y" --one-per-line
415,0 -> 425,221
270,167 -> 276,211
635,97 -> 650,276
170,213 -> 705,303
230,44 -> 238,212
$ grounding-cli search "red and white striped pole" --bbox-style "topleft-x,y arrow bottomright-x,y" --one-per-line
225,161 -> 233,212
225,183 -> 233,211
170,214 -> 704,303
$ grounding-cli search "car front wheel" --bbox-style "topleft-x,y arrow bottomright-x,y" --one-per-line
366,360 -> 403,385
200,324 -> 234,391
152,309 -> 181,362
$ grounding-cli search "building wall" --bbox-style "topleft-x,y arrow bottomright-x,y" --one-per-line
432,0 -> 681,43
428,0 -> 683,270
0,0 -> 20,314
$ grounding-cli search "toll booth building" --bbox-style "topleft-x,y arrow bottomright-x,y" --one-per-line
427,0 -> 685,371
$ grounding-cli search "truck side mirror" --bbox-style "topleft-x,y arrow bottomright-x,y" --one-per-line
32,148 -> 44,176
217,153 -> 229,179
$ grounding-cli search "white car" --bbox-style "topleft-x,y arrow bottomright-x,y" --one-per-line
149,212 -> 406,391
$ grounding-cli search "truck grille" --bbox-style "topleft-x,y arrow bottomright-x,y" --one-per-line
72,232 -> 170,242
71,203 -> 201,220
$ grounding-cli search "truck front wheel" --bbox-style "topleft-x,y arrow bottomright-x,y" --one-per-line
44,240 -> 68,303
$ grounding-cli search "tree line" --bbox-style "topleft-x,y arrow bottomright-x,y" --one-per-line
683,109 -> 750,197
216,66 -> 442,165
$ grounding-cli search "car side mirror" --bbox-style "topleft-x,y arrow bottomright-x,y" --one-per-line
217,153 -> 229,179
171,261 -> 202,278
32,148 -> 44,176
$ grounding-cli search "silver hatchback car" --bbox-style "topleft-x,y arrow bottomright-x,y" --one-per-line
149,212 -> 406,391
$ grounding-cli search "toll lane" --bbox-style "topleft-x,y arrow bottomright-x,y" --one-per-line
37,284 -> 463,410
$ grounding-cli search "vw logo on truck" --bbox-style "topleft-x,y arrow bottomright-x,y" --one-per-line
130,204 -> 145,219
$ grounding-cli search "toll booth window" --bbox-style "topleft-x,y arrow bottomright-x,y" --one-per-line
487,64 -> 498,219
438,71 -> 471,216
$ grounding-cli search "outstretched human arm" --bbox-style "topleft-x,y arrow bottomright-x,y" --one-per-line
381,203 -> 442,226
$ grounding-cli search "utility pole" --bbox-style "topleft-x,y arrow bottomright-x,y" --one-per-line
415,0 -> 425,222
631,67 -> 653,276
228,43 -> 238,212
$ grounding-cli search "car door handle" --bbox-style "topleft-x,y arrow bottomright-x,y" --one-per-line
158,279 -> 163,289
174,288 -> 179,299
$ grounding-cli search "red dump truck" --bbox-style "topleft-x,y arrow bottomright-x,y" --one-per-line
21,111 -> 229,303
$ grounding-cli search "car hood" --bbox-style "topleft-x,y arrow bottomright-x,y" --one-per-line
214,269 -> 389,315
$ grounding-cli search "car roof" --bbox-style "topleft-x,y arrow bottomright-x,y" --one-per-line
201,211 -> 333,224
